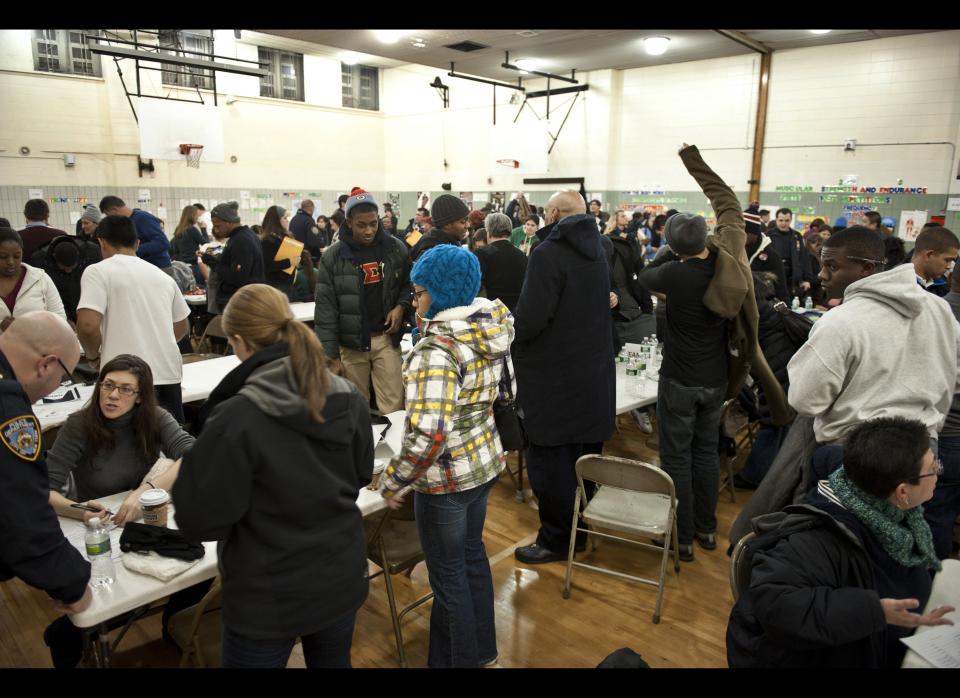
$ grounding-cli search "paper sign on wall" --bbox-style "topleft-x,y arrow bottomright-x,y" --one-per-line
843,174 -> 859,187
897,210 -> 928,242
29,188 -> 43,200
947,198 -> 960,212
240,191 -> 251,209
137,189 -> 151,203
156,205 -> 168,221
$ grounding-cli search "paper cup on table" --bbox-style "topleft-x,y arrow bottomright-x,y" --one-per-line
139,488 -> 170,527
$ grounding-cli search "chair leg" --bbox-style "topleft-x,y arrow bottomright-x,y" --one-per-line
379,539 -> 408,668
671,514 -> 681,573
726,457 -> 736,502
562,487 -> 582,599
653,519 -> 673,624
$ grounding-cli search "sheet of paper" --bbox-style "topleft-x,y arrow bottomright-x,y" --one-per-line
29,188 -> 44,199
947,197 -> 960,212
156,205 -> 168,221
137,188 -> 151,203
901,625 -> 960,668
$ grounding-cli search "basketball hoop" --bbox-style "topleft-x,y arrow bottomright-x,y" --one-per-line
179,143 -> 204,168
496,158 -> 520,169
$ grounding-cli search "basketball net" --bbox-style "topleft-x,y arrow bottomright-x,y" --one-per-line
179,143 -> 204,168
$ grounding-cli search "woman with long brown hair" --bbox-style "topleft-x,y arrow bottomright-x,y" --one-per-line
260,205 -> 312,300
173,284 -> 374,668
170,205 -> 208,286
44,353 -> 195,667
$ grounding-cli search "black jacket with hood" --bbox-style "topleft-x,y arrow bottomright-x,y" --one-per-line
512,213 -> 616,445
201,225 -> 265,312
29,235 -> 101,322
174,342 -> 373,639
409,229 -> 461,262
314,219 -> 412,359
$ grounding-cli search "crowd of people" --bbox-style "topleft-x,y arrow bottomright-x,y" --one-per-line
1,141 -> 958,669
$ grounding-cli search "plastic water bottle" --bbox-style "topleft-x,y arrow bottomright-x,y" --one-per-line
791,296 -> 800,310
804,296 -> 813,310
85,517 -> 115,588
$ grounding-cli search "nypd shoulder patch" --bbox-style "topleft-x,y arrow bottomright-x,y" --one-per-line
1,415 -> 41,462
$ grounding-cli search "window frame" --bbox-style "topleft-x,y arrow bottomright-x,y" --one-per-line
158,29 -> 215,91
341,63 -> 379,111
257,46 -> 305,102
32,29 -> 102,77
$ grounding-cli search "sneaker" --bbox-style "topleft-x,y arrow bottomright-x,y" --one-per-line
515,543 -> 566,564
695,532 -> 717,550
632,409 -> 653,434
677,544 -> 694,562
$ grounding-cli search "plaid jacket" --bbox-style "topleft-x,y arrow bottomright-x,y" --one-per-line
381,297 -> 515,496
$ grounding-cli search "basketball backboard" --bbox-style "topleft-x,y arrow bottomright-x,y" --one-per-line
138,99 -> 225,163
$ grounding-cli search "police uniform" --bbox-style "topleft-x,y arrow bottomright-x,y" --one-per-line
0,350 -> 89,603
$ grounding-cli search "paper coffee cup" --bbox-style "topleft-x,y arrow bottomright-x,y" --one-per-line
139,488 -> 170,527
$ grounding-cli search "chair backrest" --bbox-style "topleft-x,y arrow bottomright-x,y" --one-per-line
729,531 -> 756,602
197,315 -> 227,354
575,455 -> 676,504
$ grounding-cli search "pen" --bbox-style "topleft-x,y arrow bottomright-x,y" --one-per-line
70,503 -> 113,517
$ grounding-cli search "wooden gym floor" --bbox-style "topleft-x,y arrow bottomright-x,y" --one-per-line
0,412 -> 748,668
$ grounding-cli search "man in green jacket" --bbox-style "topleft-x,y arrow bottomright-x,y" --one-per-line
314,189 -> 412,413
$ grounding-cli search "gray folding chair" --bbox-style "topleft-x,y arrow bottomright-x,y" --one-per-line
729,531 -> 756,602
563,455 -> 680,624
364,497 -> 434,667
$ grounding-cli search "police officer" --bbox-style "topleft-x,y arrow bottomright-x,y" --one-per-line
0,311 -> 91,618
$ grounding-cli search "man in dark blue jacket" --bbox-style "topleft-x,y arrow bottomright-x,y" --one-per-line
0,313 -> 92,627
99,196 -> 172,272
289,199 -> 326,264
512,191 -> 616,564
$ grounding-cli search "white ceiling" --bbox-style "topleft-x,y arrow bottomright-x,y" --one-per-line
254,29 -> 936,80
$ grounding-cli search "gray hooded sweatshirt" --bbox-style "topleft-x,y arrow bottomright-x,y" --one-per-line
787,262 -> 960,442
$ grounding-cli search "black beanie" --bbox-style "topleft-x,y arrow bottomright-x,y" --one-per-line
53,241 -> 80,267
430,194 -> 470,228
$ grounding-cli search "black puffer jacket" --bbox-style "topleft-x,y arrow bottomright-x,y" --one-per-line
726,504 -> 887,668
607,233 -> 653,317
314,221 -> 412,359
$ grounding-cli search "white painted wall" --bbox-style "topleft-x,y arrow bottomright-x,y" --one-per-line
1,29 -> 959,195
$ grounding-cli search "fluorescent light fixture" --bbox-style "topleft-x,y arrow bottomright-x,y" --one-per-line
643,36 -> 670,56
373,30 -> 405,44
809,29 -> 831,34
412,39 -> 426,48
339,51 -> 360,65
514,58 -> 539,73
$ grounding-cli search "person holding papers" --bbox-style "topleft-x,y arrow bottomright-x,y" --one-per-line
174,284 -> 373,668
727,417 -> 954,668
258,205 -> 304,301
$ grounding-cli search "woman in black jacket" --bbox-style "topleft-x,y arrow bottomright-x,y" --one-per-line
259,205 -> 296,300
605,223 -> 654,349
727,417 -> 952,668
173,284 -> 374,668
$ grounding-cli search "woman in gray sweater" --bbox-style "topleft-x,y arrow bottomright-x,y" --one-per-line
47,354 -> 194,525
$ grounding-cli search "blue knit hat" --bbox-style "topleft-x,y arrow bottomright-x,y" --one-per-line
410,244 -> 480,319
344,187 -> 379,218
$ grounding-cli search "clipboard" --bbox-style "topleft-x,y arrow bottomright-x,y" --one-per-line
274,236 -> 305,275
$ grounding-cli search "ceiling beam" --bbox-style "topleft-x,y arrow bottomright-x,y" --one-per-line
714,30 -> 771,54
525,84 -> 589,99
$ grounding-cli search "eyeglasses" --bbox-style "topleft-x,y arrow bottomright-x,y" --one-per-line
100,380 -> 139,397
909,459 -> 944,482
45,355 -> 74,384
413,289 -> 429,301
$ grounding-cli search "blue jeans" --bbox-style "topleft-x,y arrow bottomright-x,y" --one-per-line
414,477 -> 498,668
926,434 -> 960,559
656,376 -> 725,544
221,611 -> 356,668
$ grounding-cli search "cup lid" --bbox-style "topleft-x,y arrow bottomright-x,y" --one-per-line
138,488 -> 170,506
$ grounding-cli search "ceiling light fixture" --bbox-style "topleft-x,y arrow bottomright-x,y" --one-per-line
339,51 -> 360,65
643,36 -> 671,56
411,38 -> 426,48
373,30 -> 405,44
809,29 -> 832,34
514,58 -> 538,74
